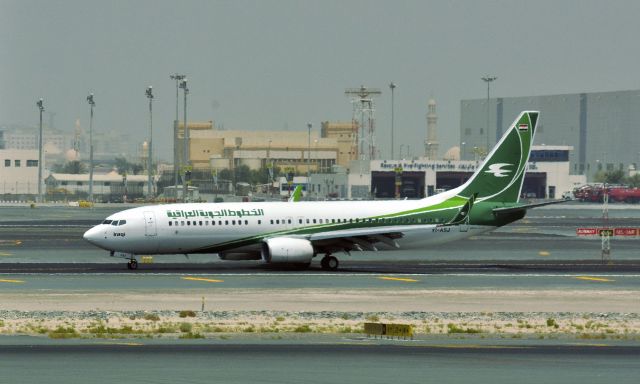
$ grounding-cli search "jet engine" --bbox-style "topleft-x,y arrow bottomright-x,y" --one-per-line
261,237 -> 314,264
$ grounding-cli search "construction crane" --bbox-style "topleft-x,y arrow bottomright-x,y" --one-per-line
345,85 -> 381,161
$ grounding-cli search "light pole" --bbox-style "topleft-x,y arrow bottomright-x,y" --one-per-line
170,73 -> 186,195
86,93 -> 95,202
461,142 -> 466,161
145,86 -> 154,199
481,76 -> 497,153
36,98 -> 44,203
399,144 -> 405,160
179,79 -> 189,202
389,81 -> 396,159
307,122 -> 312,197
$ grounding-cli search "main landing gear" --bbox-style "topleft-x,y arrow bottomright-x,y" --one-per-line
320,254 -> 339,271
127,259 -> 138,270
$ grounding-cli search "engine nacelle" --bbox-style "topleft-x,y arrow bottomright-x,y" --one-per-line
261,237 -> 314,264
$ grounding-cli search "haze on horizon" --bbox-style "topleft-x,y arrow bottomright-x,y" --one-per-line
1,0 -> 639,162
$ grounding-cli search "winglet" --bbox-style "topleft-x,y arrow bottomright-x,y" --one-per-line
288,185 -> 303,202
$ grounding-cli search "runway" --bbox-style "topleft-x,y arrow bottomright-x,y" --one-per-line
1,341 -> 639,384
0,203 -> 639,268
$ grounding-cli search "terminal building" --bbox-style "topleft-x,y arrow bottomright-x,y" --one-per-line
460,89 -> 640,180
350,145 -> 584,200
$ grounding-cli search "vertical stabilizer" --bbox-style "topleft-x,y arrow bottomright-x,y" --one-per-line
457,111 -> 538,203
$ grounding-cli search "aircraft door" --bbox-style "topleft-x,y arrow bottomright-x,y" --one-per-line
143,211 -> 157,236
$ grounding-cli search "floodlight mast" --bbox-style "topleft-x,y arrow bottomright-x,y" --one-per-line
36,98 -> 45,203
86,93 -> 95,202
170,73 -> 186,197
146,86 -> 154,199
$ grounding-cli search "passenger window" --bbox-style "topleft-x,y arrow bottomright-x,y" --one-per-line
225,220 -> 229,225
181,221 -> 185,226
232,220 -> 236,225
258,220 -> 261,225
288,219 -> 292,224
245,220 -> 248,225
205,221 -> 209,226
218,221 -> 222,226
169,221 -> 172,227
211,221 -> 215,226
331,219 -> 335,223
187,221 -> 191,226
306,219 -> 310,224
299,219 -> 303,224
199,221 -> 203,226
313,219 -> 316,224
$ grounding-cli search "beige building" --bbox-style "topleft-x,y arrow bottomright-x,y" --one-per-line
0,149 -> 40,195
179,121 -> 356,174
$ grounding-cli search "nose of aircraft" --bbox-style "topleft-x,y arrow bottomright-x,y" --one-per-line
83,225 -> 104,247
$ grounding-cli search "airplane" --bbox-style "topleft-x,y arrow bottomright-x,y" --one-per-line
84,110 -> 551,271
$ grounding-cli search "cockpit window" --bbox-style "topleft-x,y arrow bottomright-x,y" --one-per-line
111,221 -> 119,226
102,220 -> 112,225
119,220 -> 126,226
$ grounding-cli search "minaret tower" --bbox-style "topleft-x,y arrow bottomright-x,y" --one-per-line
424,98 -> 439,160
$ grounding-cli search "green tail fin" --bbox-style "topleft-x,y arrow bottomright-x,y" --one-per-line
458,111 -> 538,203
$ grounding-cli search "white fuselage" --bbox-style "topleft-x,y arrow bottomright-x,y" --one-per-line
83,197 -> 494,257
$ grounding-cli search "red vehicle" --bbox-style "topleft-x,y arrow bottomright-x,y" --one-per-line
573,184 -> 640,203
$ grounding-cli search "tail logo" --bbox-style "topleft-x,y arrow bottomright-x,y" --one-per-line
485,163 -> 513,177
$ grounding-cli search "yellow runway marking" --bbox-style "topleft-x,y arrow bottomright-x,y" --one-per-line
0,279 -> 24,283
0,252 -> 13,256
538,251 -> 550,257
378,276 -> 419,283
574,276 -> 614,282
181,276 -> 224,283
0,240 -> 21,246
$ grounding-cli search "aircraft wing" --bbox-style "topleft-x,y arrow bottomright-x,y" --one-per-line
304,224 -> 437,253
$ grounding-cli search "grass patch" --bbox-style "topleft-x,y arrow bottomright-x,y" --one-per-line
447,323 -> 482,334
48,326 -> 79,339
179,310 -> 196,318
144,313 -> 160,322
179,323 -> 193,333
293,325 -> 312,333
179,332 -> 204,339
546,318 -> 559,328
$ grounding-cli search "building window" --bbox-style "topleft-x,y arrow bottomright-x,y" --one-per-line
26,160 -> 38,167
14,160 -> 20,167
4,159 -> 10,167
76,181 -> 82,186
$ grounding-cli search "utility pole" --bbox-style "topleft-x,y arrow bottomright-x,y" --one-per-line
170,73 -> 186,197
145,86 -> 154,199
389,82 -> 396,159
86,93 -> 95,202
36,98 -> 45,203
179,79 -> 189,202
481,76 -> 497,154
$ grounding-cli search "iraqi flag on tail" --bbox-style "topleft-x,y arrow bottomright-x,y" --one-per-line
518,123 -> 528,131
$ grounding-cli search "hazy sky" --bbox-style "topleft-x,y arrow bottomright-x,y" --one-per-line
2,0 -> 640,161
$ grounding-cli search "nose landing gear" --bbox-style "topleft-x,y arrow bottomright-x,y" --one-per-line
127,259 -> 138,270
320,254 -> 339,271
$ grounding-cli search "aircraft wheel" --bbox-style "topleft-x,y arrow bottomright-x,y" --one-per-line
322,256 -> 339,271
128,259 -> 138,270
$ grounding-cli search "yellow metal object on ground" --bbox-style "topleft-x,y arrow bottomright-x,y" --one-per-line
140,256 -> 153,264
364,323 -> 413,338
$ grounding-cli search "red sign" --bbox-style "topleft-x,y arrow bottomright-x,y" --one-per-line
614,228 -> 638,236
576,228 -> 598,236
